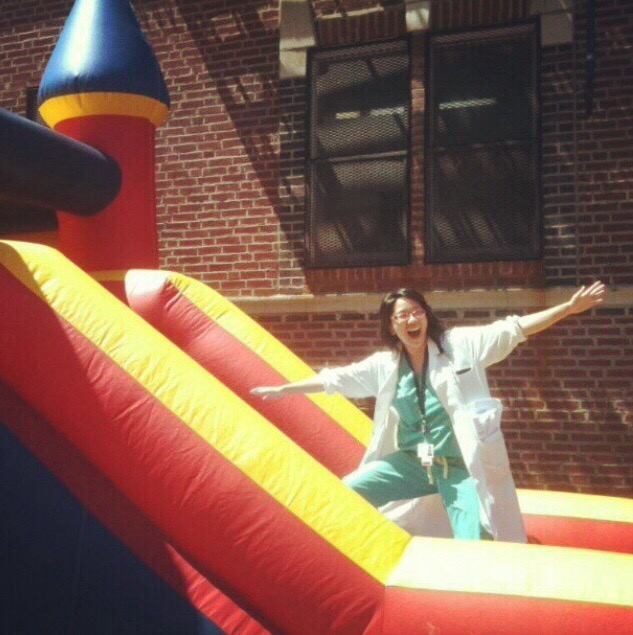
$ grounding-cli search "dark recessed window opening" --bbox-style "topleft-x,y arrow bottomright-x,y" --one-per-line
307,39 -> 410,268
426,23 -> 540,263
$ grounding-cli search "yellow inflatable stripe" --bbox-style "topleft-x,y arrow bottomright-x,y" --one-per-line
39,92 -> 169,128
518,489 -> 633,524
389,537 -> 633,607
92,270 -> 128,282
1,241 -> 409,583
131,269 -> 373,446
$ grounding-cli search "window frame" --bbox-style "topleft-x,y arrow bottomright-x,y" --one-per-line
305,37 -> 413,269
424,20 -> 542,264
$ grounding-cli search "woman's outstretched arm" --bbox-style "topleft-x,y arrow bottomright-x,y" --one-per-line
250,376 -> 326,400
518,281 -> 606,337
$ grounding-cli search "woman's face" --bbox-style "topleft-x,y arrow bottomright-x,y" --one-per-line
389,297 -> 428,355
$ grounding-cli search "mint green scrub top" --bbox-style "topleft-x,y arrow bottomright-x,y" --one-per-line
345,355 -> 486,539
393,355 -> 461,457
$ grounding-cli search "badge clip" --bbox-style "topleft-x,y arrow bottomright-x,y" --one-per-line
417,442 -> 434,467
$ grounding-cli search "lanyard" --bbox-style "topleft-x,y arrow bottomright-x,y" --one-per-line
404,351 -> 430,437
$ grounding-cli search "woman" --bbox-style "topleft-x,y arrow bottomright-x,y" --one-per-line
251,282 -> 606,542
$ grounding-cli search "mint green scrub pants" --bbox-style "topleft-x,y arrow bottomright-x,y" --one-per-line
344,450 -> 488,540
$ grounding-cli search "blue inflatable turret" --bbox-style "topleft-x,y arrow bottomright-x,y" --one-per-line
38,0 -> 170,128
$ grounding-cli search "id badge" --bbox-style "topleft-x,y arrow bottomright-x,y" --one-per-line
417,442 -> 434,467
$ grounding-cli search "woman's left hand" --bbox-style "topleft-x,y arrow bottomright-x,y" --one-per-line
566,281 -> 607,315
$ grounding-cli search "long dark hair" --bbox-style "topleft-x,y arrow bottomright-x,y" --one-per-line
379,288 -> 445,353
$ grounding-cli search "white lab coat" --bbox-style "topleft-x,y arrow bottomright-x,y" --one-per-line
318,316 -> 528,543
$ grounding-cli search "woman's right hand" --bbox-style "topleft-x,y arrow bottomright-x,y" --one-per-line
250,386 -> 287,400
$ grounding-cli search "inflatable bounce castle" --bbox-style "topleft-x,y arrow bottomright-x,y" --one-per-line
1,1 -> 632,633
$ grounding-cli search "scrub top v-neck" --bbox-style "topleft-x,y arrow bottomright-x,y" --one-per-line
393,354 -> 461,457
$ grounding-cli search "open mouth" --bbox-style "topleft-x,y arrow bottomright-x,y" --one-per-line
407,327 -> 423,338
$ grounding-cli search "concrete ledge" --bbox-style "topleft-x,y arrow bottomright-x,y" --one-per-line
530,0 -> 573,46
279,0 -> 316,79
232,286 -> 632,315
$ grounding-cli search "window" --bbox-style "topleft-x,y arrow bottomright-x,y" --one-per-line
426,23 -> 540,263
307,40 -> 410,267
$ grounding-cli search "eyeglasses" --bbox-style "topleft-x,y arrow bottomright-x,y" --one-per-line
392,309 -> 426,323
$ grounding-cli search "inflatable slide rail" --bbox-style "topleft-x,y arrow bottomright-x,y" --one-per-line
111,266 -> 633,555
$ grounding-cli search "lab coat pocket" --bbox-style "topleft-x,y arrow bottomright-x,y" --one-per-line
469,398 -> 510,474
469,398 -> 503,441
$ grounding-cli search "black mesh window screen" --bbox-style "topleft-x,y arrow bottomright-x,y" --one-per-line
427,23 -> 540,263
307,40 -> 410,268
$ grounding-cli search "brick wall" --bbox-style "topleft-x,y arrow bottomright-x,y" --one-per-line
138,0 -> 547,295
1,3 -> 631,292
0,0 -> 631,495
261,0 -> 631,496
256,304 -> 633,496
542,1 -> 633,286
